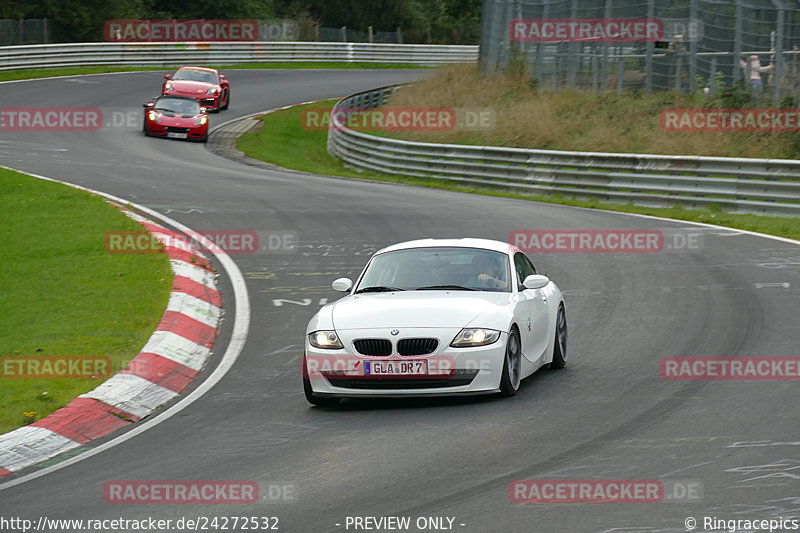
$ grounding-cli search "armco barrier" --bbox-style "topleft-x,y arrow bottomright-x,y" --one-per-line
0,41 -> 478,71
327,86 -> 800,217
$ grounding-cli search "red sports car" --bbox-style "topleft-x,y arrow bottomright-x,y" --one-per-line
162,66 -> 230,112
143,95 -> 209,142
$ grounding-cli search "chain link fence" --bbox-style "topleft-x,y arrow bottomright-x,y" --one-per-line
479,0 -> 800,102
0,19 -> 51,45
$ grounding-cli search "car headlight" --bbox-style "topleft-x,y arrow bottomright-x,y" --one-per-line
308,330 -> 343,350
148,111 -> 160,122
207,87 -> 219,95
164,82 -> 173,91
450,328 -> 501,347
194,116 -> 208,126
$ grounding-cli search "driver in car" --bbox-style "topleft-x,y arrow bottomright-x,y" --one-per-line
474,255 -> 507,290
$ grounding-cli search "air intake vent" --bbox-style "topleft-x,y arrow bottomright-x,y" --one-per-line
397,338 -> 438,356
353,339 -> 392,356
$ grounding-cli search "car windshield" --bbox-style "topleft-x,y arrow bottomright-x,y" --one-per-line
173,69 -> 217,84
154,98 -> 201,115
356,247 -> 511,293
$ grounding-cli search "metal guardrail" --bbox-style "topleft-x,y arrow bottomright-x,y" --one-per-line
328,86 -> 800,217
0,41 -> 478,71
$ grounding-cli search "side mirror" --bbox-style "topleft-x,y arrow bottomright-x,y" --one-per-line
143,102 -> 155,108
164,74 -> 171,79
523,274 -> 550,290
332,278 -> 353,293
220,74 -> 226,80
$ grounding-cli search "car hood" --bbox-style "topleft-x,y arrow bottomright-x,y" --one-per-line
156,113 -> 199,126
167,80 -> 215,93
331,291 -> 513,330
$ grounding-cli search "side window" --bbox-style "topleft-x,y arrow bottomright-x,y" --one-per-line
524,254 -> 537,275
514,253 -> 536,289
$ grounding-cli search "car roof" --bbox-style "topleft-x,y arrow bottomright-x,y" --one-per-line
376,238 -> 512,255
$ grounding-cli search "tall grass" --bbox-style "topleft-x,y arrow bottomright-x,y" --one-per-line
388,64 -> 800,159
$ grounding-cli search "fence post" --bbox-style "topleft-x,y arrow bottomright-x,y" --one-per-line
689,0 -> 698,92
567,0 -> 579,85
617,58 -> 624,92
396,27 -> 403,44
645,0 -> 655,92
368,26 -> 373,43
733,0 -> 743,85
773,4 -> 785,104
709,56 -> 717,95
601,0 -> 613,91
341,26 -> 347,42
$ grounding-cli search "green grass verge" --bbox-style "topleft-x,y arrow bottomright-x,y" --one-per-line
236,100 -> 800,241
0,168 -> 173,435
0,62 -> 427,83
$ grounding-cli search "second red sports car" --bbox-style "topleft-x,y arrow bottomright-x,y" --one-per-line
162,66 -> 230,112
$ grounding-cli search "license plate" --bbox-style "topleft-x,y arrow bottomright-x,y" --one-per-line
167,132 -> 188,139
364,360 -> 428,376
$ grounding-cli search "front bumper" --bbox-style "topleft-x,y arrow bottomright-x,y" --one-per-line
305,328 -> 507,397
162,91 -> 220,110
146,122 -> 208,140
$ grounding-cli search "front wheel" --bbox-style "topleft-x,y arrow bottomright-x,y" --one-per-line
550,304 -> 567,369
499,327 -> 522,396
221,91 -> 229,110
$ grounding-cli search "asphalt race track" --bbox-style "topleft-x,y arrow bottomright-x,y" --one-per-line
1,69 -> 799,533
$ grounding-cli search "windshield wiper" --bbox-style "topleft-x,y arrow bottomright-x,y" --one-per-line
416,285 -> 477,291
355,286 -> 405,294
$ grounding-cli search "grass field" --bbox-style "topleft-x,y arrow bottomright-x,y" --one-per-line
0,168 -> 173,435
236,100 -> 800,241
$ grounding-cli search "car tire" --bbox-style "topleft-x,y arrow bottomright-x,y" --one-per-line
499,326 -> 522,396
550,304 -> 568,370
221,92 -> 229,110
303,356 -> 341,407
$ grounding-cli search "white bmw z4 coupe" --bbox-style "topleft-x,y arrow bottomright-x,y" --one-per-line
303,238 -> 568,406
